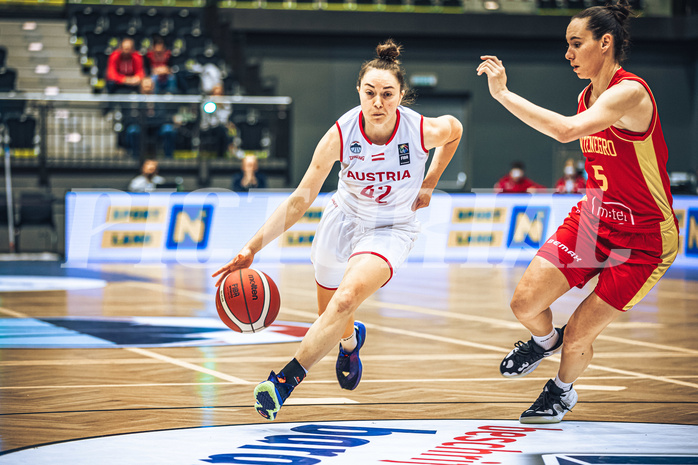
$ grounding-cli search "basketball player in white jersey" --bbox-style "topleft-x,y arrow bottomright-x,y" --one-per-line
213,39 -> 462,421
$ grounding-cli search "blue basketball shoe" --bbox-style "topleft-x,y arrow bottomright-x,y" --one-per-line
336,321 -> 367,390
254,371 -> 296,421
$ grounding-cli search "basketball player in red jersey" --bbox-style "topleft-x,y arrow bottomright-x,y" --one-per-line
213,40 -> 462,421
477,0 -> 679,423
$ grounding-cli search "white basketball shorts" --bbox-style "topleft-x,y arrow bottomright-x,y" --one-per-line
310,197 -> 420,290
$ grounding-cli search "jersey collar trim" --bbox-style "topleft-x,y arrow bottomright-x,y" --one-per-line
358,109 -> 401,146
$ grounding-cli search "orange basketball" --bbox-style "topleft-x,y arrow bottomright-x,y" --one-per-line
215,268 -> 280,333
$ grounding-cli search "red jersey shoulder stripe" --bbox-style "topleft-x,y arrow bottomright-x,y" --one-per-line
335,121 -> 344,163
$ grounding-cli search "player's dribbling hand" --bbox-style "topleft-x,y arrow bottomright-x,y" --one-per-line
477,55 -> 508,100
212,247 -> 255,287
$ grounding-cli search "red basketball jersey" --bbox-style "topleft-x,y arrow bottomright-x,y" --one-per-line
578,68 -> 675,232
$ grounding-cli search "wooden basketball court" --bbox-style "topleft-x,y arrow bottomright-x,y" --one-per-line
1,262 -> 697,458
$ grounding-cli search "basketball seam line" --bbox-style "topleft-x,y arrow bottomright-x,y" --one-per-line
239,269 -> 255,333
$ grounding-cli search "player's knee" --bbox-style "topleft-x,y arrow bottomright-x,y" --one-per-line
561,339 -> 593,359
561,324 -> 594,354
509,290 -> 538,321
330,288 -> 359,317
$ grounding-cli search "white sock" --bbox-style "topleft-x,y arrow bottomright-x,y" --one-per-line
340,331 -> 357,353
532,327 -> 559,351
553,375 -> 573,392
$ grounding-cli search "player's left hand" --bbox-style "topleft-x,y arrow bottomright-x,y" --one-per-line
212,247 -> 255,287
412,187 -> 433,211
477,55 -> 508,100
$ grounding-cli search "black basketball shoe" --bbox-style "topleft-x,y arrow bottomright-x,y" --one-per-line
500,325 -> 565,378
520,379 -> 578,424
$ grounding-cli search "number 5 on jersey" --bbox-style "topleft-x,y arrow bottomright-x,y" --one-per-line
592,165 -> 608,191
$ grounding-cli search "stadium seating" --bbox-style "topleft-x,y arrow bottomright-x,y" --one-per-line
14,191 -> 58,253
68,5 -> 227,94
105,7 -> 136,36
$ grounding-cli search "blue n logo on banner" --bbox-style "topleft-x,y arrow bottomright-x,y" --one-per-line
508,206 -> 549,248
166,205 -> 213,249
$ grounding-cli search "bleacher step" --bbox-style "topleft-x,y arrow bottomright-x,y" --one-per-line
0,19 -> 91,94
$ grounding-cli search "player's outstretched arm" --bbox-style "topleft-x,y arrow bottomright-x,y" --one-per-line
412,115 -> 463,211
476,55 -> 647,143
213,126 -> 340,286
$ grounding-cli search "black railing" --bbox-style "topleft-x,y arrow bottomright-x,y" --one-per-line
0,92 -> 292,187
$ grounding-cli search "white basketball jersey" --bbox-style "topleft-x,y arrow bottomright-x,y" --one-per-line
334,105 -> 429,226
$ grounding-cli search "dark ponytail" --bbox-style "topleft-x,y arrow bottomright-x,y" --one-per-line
573,0 -> 633,63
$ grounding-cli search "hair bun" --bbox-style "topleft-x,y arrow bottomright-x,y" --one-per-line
608,0 -> 631,23
376,39 -> 402,63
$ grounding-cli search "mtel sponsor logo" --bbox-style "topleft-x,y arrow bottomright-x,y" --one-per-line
590,197 -> 634,225
382,425 -> 561,465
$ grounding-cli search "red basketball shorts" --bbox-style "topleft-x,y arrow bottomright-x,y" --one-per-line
536,204 -> 679,311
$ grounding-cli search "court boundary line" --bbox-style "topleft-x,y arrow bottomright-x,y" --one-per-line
2,352 -> 696,367
2,399 -> 697,417
3,374 -> 697,391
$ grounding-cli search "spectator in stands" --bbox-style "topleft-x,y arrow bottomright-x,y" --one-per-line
128,159 -> 165,192
200,83 -> 234,158
190,59 -> 223,94
146,36 -> 178,94
232,154 -> 267,192
555,158 -> 586,194
106,38 -> 145,94
494,161 -> 545,193
123,77 -> 177,158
